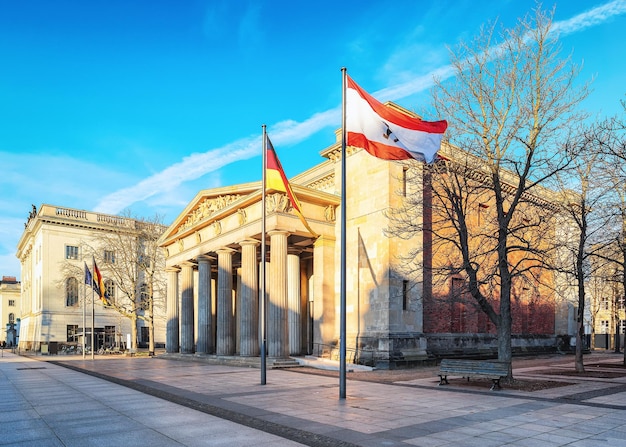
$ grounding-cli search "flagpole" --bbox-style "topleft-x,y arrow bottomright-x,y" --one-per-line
340,67 -> 348,399
91,258 -> 95,360
82,269 -> 86,359
261,125 -> 268,385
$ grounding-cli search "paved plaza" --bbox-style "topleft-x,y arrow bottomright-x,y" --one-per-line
2,349 -> 626,446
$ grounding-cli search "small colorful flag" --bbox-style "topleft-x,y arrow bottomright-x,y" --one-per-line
266,135 -> 318,238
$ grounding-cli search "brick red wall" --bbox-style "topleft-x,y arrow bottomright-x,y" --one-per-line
425,292 -> 555,335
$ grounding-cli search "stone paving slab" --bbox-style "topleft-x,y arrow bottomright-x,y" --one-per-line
4,350 -> 626,446
0,351 -> 305,447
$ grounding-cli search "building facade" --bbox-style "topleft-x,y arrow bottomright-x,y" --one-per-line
16,205 -> 166,353
587,252 -> 625,350
160,124 -> 576,367
0,276 -> 21,346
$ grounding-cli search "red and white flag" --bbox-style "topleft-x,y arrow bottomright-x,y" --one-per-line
346,75 -> 447,162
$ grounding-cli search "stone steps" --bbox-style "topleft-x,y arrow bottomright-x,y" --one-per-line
270,359 -> 302,369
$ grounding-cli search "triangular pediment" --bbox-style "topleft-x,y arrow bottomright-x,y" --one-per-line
160,182 -> 261,244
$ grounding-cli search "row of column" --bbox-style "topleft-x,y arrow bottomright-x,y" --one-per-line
165,230 -> 303,359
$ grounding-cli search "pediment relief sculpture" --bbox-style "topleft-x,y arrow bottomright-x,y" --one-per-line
237,209 -> 247,226
266,193 -> 291,214
324,205 -> 336,222
177,194 -> 241,233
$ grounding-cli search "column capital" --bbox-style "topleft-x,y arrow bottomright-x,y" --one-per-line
239,238 -> 260,247
216,247 -> 236,255
267,229 -> 290,237
180,260 -> 197,268
165,266 -> 181,273
197,254 -> 214,263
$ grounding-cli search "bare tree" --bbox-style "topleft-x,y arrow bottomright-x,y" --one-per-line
590,105 -> 626,364
389,6 -> 589,376
86,212 -> 166,354
552,131 -> 610,372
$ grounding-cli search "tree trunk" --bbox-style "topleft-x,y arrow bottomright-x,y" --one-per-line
497,221 -> 513,378
131,314 -> 138,352
148,307 -> 155,356
575,308 -> 585,372
498,299 -> 513,376
575,259 -> 586,372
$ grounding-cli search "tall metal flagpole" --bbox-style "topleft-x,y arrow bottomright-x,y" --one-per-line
82,269 -> 86,359
340,67 -> 348,399
261,125 -> 268,385
91,259 -> 95,360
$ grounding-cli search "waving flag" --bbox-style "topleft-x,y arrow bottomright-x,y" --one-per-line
84,262 -> 93,286
346,75 -> 447,162
266,135 -> 318,238
92,258 -> 111,306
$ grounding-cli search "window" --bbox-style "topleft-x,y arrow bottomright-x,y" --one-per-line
619,297 -> 625,310
601,296 -> 609,311
477,203 -> 489,225
8,313 -> 14,324
402,280 -> 409,311
104,279 -> 115,304
620,320 -> 626,335
65,277 -> 79,306
67,325 -> 78,342
104,250 -> 115,264
601,320 -> 610,334
105,325 -> 116,347
451,277 -> 465,297
401,167 -> 408,197
65,245 -> 79,260
8,300 -> 15,307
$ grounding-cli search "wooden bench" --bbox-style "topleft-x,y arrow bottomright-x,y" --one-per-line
437,359 -> 510,391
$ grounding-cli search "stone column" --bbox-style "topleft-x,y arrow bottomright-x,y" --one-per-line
196,255 -> 213,354
180,261 -> 195,354
235,268 -> 242,356
165,267 -> 180,353
268,230 -> 289,359
288,249 -> 302,355
216,248 -> 235,355
239,240 -> 259,356
313,235 -> 336,348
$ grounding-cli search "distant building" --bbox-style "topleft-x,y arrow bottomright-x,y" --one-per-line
159,112 -> 576,368
0,275 -> 21,346
16,204 -> 166,353
586,247 -> 625,350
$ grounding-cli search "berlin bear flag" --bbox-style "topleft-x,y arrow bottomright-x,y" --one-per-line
346,75 -> 447,162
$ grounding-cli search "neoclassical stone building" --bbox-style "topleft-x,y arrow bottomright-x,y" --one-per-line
16,205 -> 166,352
161,127 -> 576,368
160,126 -> 431,367
1,275 -> 21,346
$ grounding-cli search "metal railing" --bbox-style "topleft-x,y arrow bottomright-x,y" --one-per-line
310,343 -> 376,367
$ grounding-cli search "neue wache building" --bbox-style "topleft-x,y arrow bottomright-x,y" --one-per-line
159,114 -> 575,368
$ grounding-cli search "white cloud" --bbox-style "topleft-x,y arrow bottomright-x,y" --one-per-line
552,0 -> 626,36
95,136 -> 260,214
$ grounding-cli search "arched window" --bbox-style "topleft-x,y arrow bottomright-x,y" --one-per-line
8,313 -> 15,324
104,279 -> 115,304
66,277 -> 79,306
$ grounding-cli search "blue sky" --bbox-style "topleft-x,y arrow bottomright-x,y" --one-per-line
1,0 -> 625,279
